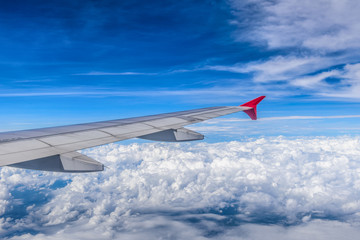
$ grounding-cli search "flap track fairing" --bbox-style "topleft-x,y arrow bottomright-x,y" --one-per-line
138,128 -> 204,142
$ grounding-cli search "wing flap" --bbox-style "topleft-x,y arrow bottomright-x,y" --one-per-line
61,152 -> 104,172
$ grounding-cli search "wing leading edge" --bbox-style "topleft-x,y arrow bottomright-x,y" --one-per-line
0,96 -> 265,172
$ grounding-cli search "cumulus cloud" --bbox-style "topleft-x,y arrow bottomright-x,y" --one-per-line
222,220 -> 360,240
1,137 -> 360,239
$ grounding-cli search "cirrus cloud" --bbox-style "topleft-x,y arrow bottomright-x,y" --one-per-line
203,0 -> 360,99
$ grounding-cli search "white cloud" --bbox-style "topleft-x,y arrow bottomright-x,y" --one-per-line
231,0 -> 360,52
2,137 -> 360,238
189,115 -> 360,137
74,71 -> 157,76
200,115 -> 360,124
0,88 -> 243,98
63,1 -> 360,101
206,57 -> 360,98
208,1 -> 360,99
320,63 -> 360,98
290,70 -> 340,89
207,56 -> 332,83
222,220 -> 360,240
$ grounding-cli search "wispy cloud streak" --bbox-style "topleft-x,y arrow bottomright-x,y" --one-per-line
204,115 -> 360,123
74,71 -> 157,76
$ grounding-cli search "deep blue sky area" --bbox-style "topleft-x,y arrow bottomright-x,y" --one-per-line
1,0 -> 360,136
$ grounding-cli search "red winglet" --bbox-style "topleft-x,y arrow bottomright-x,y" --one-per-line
240,96 -> 266,120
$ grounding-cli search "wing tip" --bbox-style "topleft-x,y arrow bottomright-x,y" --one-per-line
240,96 -> 266,120
240,96 -> 266,108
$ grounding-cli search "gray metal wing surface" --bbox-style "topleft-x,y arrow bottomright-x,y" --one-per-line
0,96 -> 265,172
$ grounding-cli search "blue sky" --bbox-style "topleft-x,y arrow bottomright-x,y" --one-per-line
3,1 -> 360,239
1,0 -> 360,137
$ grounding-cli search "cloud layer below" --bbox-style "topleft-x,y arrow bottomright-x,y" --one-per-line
1,136 -> 360,239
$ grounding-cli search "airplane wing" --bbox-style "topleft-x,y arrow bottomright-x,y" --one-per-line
0,96 -> 265,173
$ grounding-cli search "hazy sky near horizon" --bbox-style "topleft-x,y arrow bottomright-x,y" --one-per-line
1,0 -> 360,136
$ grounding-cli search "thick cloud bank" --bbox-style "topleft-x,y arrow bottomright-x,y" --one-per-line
1,137 -> 360,239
